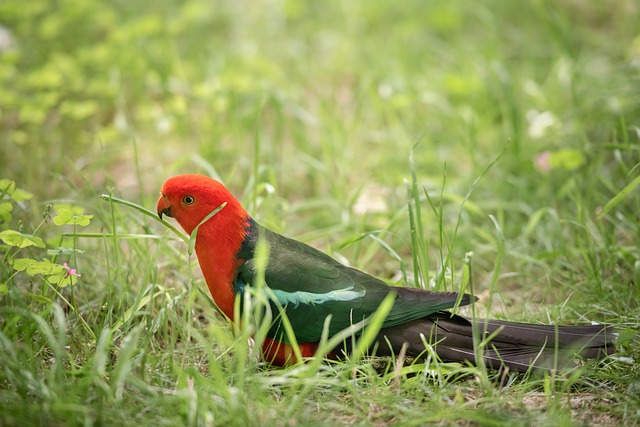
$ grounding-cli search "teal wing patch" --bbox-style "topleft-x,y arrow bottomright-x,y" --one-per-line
271,286 -> 366,307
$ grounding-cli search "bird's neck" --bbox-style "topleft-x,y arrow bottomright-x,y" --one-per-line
194,212 -> 251,320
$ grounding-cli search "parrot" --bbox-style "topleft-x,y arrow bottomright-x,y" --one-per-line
156,174 -> 615,372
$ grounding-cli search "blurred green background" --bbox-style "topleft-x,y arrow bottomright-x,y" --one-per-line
2,0 -> 638,299
3,0 -> 637,194
1,0 -> 639,425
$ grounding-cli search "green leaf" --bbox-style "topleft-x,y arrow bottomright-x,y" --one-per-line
52,206 -> 93,226
0,179 -> 13,192
9,258 -> 31,272
549,149 -> 585,171
0,202 -> 13,222
0,179 -> 33,202
52,207 -> 75,225
47,246 -> 85,256
11,258 -> 63,276
10,258 -> 32,272
12,188 -> 33,202
48,273 -> 77,287
0,230 -> 46,248
0,283 -> 8,295
0,179 -> 16,197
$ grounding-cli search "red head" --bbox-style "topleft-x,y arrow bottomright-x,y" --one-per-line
156,174 -> 248,236
157,174 -> 250,319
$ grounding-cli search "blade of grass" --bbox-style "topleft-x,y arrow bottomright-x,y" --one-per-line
188,202 -> 227,255
596,172 -> 640,220
98,194 -> 189,243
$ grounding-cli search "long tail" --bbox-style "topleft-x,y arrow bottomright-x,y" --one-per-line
374,312 -> 616,373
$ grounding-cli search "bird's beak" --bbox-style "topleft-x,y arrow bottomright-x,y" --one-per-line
156,195 -> 172,220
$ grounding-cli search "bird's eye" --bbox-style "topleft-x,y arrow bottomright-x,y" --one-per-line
182,195 -> 195,205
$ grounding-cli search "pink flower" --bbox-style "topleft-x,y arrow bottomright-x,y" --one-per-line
534,151 -> 552,173
63,262 -> 81,278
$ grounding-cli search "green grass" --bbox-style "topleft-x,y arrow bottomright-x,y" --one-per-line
1,0 -> 639,425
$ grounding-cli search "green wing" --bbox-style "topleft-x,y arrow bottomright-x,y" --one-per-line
236,223 -> 471,343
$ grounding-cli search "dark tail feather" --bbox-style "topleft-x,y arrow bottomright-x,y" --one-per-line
374,312 -> 616,373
